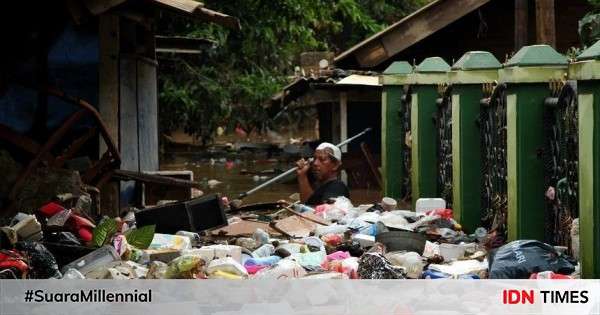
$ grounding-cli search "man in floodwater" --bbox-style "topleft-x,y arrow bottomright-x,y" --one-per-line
296,142 -> 350,205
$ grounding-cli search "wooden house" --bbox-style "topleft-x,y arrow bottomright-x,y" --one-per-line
0,0 -> 238,216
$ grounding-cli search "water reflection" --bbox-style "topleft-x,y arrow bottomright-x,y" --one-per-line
160,152 -> 381,205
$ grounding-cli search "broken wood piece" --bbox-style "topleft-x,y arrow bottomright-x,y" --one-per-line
211,219 -> 281,237
271,215 -> 319,238
282,206 -> 330,226
112,169 -> 202,189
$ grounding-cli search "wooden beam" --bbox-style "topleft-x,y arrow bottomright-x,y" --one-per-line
340,92 -> 348,153
514,0 -> 529,51
536,0 -> 556,47
84,0 -> 128,15
351,0 -> 491,67
98,14 -> 120,156
112,169 -> 202,189
137,58 -> 159,172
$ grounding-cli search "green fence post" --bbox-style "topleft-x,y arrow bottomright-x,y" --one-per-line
381,61 -> 413,200
408,57 -> 450,208
448,51 -> 501,233
500,45 -> 568,241
569,41 -> 600,278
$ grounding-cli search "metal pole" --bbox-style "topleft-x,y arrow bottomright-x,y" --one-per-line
237,127 -> 371,199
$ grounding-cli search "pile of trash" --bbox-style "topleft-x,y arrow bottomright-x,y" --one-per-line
0,194 -> 579,280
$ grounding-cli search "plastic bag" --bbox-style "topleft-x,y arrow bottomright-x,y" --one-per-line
207,257 -> 248,278
15,241 -> 61,279
165,255 -> 206,279
253,259 -> 307,279
314,197 -> 353,221
489,240 -> 575,279
385,251 -> 424,279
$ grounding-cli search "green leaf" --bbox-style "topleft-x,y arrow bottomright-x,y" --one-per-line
124,225 -> 156,249
92,218 -> 118,248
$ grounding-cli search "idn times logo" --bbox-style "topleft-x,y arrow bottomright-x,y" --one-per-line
502,290 -> 589,304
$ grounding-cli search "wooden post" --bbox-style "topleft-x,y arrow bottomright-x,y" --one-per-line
98,13 -> 120,216
535,0 -> 556,48
98,14 -> 120,156
340,92 -> 348,153
137,57 -> 159,172
514,0 -> 528,51
119,55 -> 139,206
339,92 -> 348,184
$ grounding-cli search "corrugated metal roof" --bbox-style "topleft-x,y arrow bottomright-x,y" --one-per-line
336,74 -> 380,86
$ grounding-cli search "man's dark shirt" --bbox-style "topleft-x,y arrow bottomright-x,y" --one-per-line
306,179 -> 350,205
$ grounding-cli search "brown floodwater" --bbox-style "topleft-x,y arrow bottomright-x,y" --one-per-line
160,151 -> 382,206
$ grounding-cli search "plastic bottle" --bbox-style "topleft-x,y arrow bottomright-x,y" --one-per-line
252,228 -> 270,246
60,245 -> 120,275
252,244 -> 275,258
176,231 -> 201,247
474,227 -> 487,243
243,255 -> 281,267
293,203 -> 315,213
314,224 -> 348,237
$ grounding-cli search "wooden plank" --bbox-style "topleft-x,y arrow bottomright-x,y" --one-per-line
272,215 -> 318,238
340,92 -> 348,153
355,0 -> 491,68
136,58 -> 159,172
355,41 -> 388,69
211,220 -> 281,237
361,142 -> 383,189
98,14 -> 120,156
84,0 -> 128,15
119,55 -> 139,205
112,169 -> 201,188
152,0 -> 203,14
536,0 -> 556,47
515,0 -> 529,51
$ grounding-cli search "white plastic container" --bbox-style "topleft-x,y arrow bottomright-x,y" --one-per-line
352,234 -> 375,248
183,244 -> 242,263
381,197 -> 398,211
415,198 -> 446,215
60,245 -> 120,275
439,243 -> 466,262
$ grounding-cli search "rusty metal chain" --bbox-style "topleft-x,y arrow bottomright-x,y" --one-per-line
543,81 -> 578,248
435,84 -> 453,208
400,86 -> 412,203
479,83 -> 507,240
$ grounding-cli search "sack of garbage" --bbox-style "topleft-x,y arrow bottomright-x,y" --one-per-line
207,257 -> 248,278
489,240 -> 575,279
253,259 -> 307,279
385,251 -> 424,279
358,252 -> 406,279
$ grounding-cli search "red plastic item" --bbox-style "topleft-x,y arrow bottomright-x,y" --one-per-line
67,215 -> 95,242
426,208 -> 453,220
245,264 -> 267,275
529,271 -> 572,279
39,202 -> 95,242
0,250 -> 29,278
321,234 -> 343,247
39,202 -> 65,217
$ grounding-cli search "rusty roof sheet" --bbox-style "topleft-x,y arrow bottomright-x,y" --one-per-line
82,0 -> 240,30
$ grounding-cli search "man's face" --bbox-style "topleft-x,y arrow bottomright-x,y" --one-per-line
312,149 -> 340,181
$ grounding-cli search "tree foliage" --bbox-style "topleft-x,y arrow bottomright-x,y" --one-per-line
158,0 -> 431,145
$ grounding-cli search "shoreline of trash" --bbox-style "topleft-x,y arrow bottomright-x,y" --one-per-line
0,192 -> 580,280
